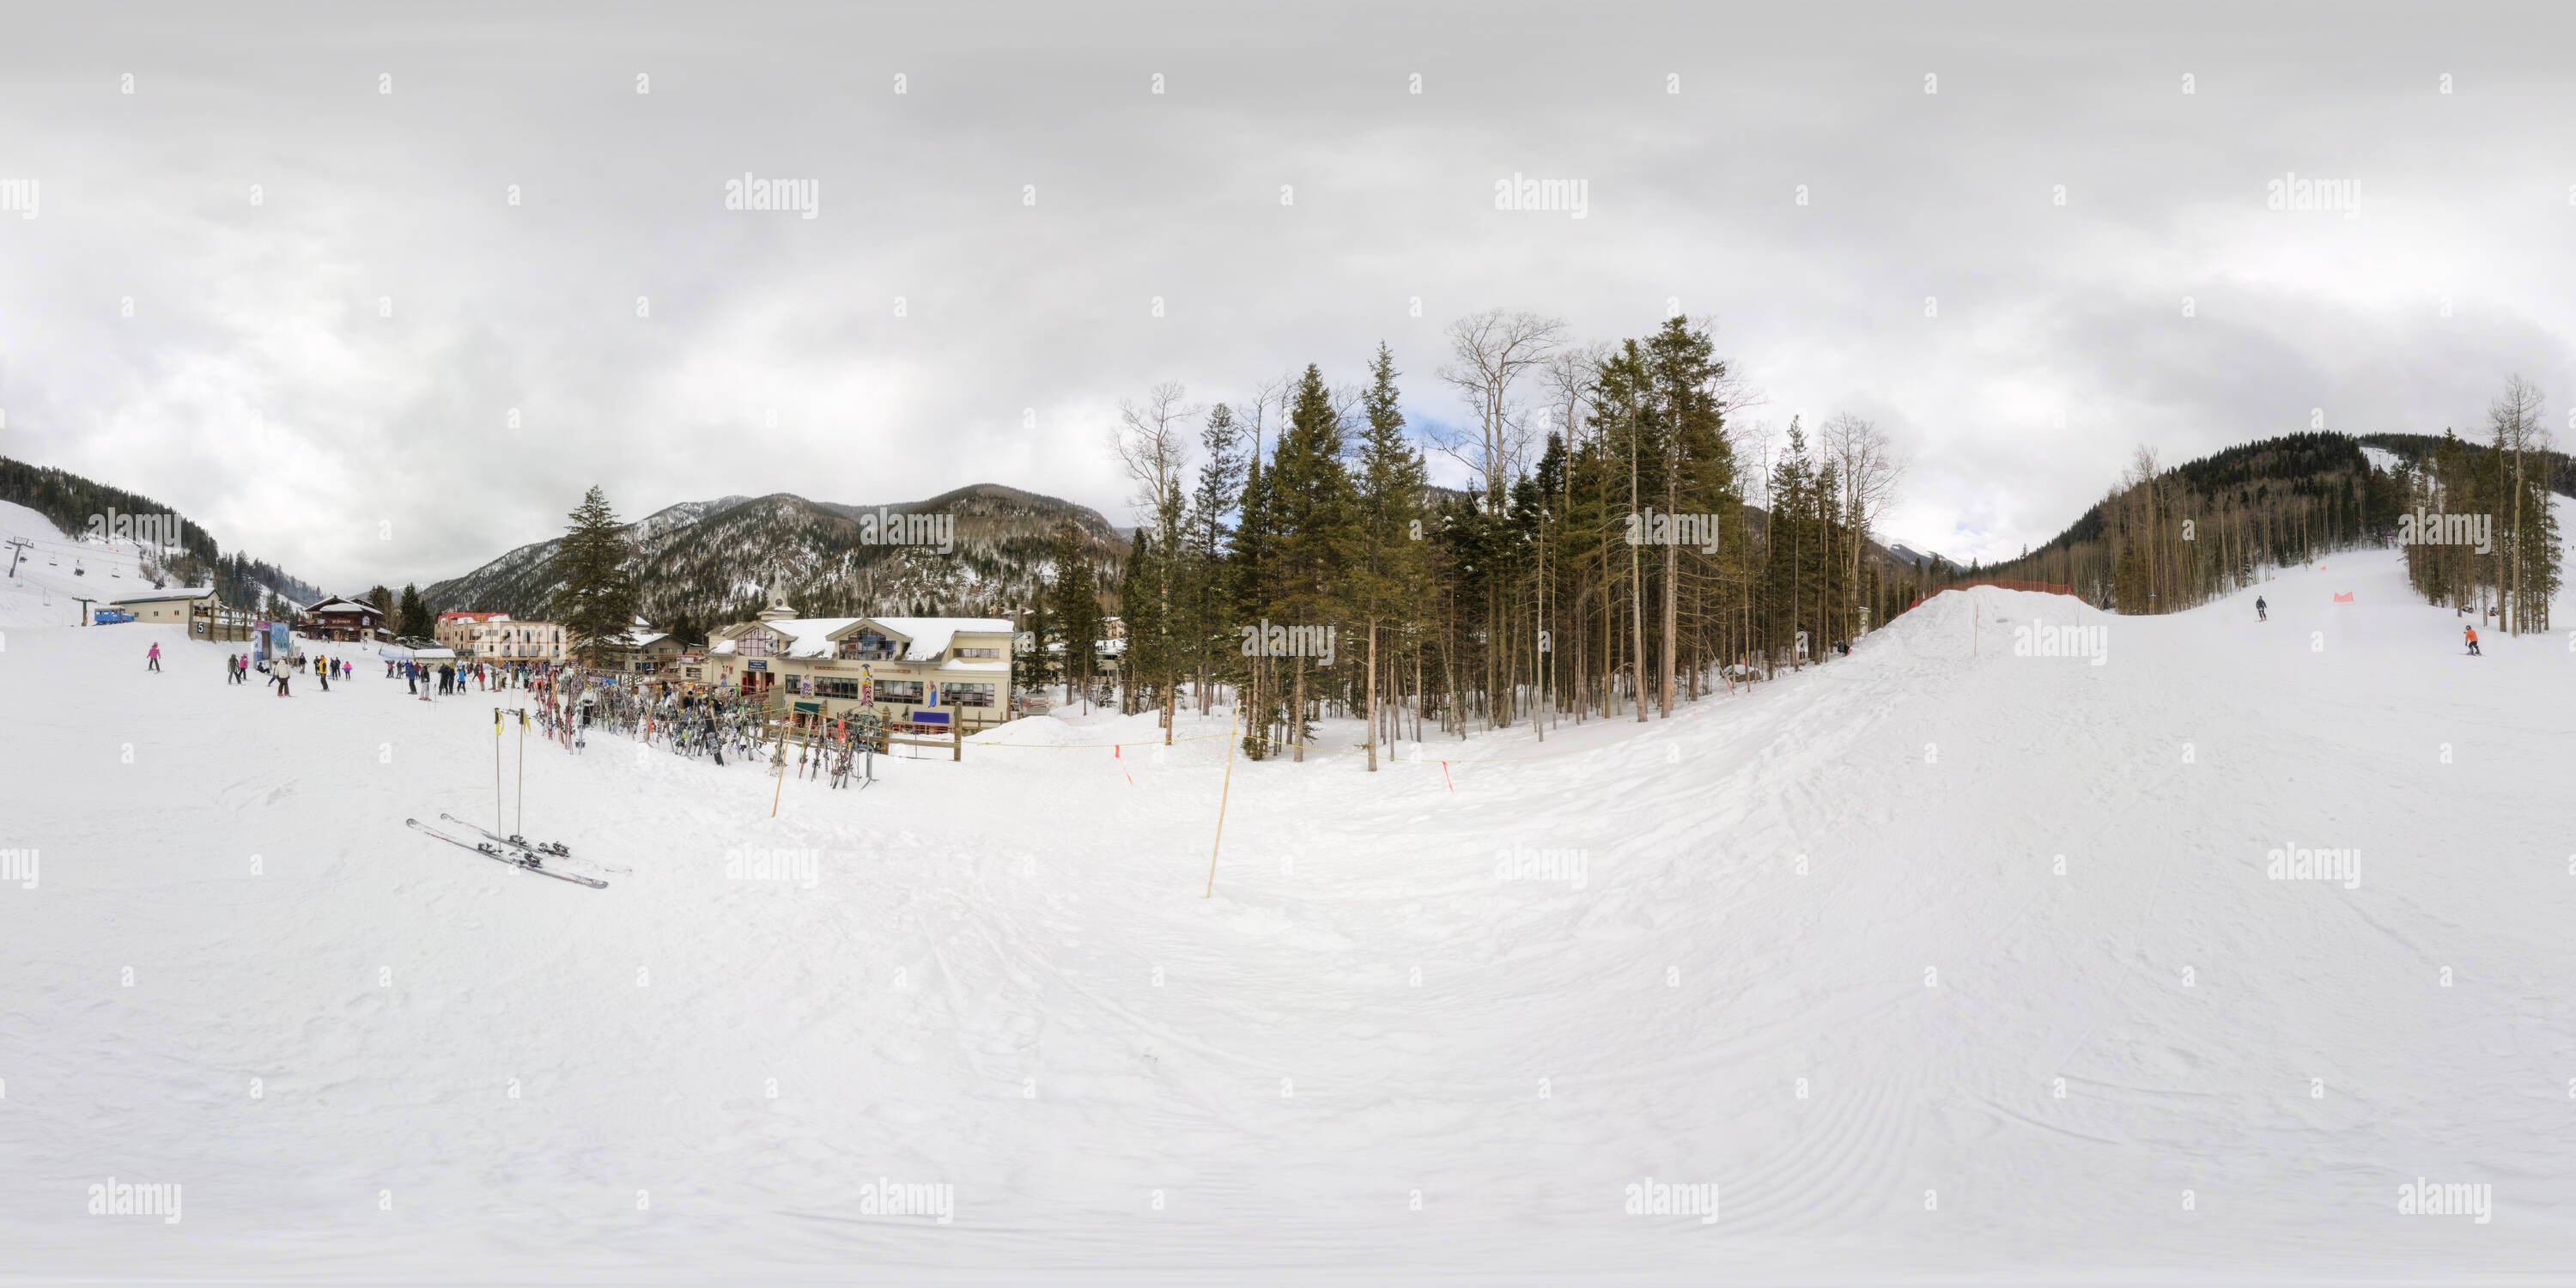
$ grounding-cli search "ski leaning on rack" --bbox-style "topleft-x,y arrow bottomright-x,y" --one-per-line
437,813 -> 630,874
406,818 -> 608,889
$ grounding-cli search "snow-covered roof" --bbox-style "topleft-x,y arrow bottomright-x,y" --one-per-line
841,616 -> 1015,662
939,659 -> 1012,674
742,617 -> 866,659
110,586 -> 216,605
307,596 -> 379,615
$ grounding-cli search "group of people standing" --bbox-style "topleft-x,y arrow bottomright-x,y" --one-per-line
393,657 -> 557,696
212,648 -> 350,696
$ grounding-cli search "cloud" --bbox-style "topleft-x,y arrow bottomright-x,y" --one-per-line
1,4 -> 2571,586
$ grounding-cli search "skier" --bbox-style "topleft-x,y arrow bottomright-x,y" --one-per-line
146,641 -> 161,672
273,661 -> 290,697
2256,596 -> 2266,622
316,656 -> 330,691
2464,625 -> 2481,656
406,664 -> 418,696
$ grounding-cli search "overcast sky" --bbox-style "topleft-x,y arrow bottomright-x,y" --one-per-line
3,3 -> 2573,591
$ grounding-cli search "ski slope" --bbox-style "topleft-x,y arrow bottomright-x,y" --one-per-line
3,526 -> 2573,1284
0,497 -> 170,628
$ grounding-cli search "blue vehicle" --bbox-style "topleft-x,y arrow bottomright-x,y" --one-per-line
93,608 -> 136,625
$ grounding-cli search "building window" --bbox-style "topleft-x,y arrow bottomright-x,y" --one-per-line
876,679 -> 925,704
817,677 -> 860,699
947,682 -> 996,708
955,647 -> 1000,659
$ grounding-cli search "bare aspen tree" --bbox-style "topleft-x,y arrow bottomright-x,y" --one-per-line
2487,374 -> 2546,633
1824,414 -> 1905,638
1113,380 -> 1201,742
1435,308 -> 1566,512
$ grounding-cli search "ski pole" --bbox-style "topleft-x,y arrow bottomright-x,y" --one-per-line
494,708 -> 504,840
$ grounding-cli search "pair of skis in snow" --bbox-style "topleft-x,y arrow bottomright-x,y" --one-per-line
437,814 -> 629,876
407,816 -> 621,889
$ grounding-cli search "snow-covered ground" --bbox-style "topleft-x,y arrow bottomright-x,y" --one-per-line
3,519 -> 2573,1284
0,497 -> 166,628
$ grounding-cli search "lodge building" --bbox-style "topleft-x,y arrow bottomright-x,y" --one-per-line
700,590 -> 1015,731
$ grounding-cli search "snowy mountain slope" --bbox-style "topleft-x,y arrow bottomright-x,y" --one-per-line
417,495 -> 750,619
2,506 -> 2572,1283
0,497 -> 162,627
423,483 -> 1124,623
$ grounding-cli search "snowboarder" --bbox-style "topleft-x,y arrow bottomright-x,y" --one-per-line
2464,625 -> 2481,656
146,641 -> 161,671
273,663 -> 290,696
2256,596 -> 2266,622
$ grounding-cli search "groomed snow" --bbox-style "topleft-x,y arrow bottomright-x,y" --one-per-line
3,518 -> 2573,1284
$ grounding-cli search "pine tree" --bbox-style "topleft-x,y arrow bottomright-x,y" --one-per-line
396,583 -> 431,640
1048,523 -> 1103,714
1346,342 -> 1428,769
549,486 -> 640,667
1182,403 -> 1249,714
1263,363 -> 1358,760
1115,528 -> 1166,715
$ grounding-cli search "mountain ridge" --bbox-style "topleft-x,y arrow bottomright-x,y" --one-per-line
424,482 -> 1127,624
